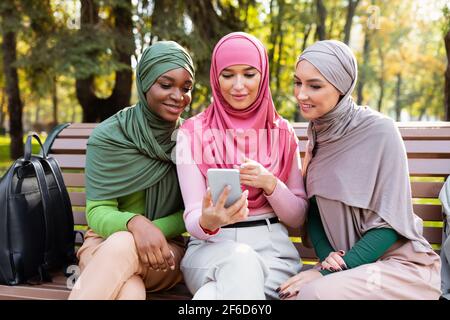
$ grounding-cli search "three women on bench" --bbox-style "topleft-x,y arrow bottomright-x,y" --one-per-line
70,33 -> 441,300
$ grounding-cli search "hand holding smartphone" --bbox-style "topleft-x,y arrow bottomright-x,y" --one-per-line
207,168 -> 242,208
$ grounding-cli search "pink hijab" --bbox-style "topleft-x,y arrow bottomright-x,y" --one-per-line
181,32 -> 298,209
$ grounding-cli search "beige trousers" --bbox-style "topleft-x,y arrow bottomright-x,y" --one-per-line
68,229 -> 185,300
296,239 -> 442,300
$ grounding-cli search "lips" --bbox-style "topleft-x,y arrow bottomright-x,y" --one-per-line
163,103 -> 183,114
231,94 -> 248,101
300,103 -> 314,112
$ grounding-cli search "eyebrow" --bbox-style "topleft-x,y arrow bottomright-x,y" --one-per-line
294,75 -> 324,83
159,75 -> 193,85
222,66 -> 257,72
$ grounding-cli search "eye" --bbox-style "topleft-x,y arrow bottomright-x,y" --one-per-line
160,83 -> 171,89
244,73 -> 256,78
220,73 -> 233,79
311,85 -> 321,90
182,87 -> 192,93
294,81 -> 302,87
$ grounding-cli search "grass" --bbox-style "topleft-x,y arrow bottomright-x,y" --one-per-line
0,135 -> 44,175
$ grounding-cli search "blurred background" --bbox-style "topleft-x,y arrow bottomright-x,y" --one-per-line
0,0 -> 449,161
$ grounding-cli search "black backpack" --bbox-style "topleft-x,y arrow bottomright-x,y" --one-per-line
0,131 -> 76,285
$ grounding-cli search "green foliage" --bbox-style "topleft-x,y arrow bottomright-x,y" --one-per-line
0,0 -> 448,125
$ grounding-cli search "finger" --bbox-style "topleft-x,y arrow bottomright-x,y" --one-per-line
230,205 -> 249,224
278,274 -> 301,292
325,256 -> 341,271
146,251 -> 160,271
138,250 -> 150,267
240,174 -> 256,181
240,180 -> 255,188
225,189 -> 248,214
162,246 -> 176,271
154,248 -> 169,272
216,185 -> 231,209
321,260 -> 338,272
202,188 -> 213,210
331,252 -> 347,269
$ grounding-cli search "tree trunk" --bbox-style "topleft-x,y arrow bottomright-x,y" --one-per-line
274,0 -> 285,97
445,30 -> 450,121
395,73 -> 402,121
357,29 -> 371,105
0,88 -> 5,132
76,0 -> 133,122
268,0 -> 276,79
1,5 -> 24,159
52,75 -> 58,126
343,0 -> 360,45
315,0 -> 327,40
377,47 -> 385,112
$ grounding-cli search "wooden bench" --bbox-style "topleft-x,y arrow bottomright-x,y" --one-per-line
0,121 -> 449,300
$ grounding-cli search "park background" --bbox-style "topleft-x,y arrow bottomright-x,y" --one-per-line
0,0 -> 450,173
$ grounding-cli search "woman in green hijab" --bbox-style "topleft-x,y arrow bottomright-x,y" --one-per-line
69,41 -> 195,300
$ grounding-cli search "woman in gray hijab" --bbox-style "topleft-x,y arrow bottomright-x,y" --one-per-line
278,40 -> 441,300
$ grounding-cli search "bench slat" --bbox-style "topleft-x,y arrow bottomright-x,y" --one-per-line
411,182 -> 444,198
298,140 -> 450,156
408,159 -> 450,176
413,204 -> 443,221
73,210 -> 87,226
51,139 -> 88,154
293,242 -> 318,260
62,173 -> 85,187
0,284 -> 70,300
51,154 -> 86,169
57,129 -> 94,138
423,227 -> 443,244
69,192 -> 86,207
293,122 -> 450,140
68,123 -> 98,129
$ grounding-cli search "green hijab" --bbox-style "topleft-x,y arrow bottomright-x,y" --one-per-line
85,41 -> 195,220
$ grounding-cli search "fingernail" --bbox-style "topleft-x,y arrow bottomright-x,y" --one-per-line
275,287 -> 281,293
329,267 -> 335,272
170,265 -> 175,270
226,185 -> 231,190
339,250 -> 345,255
280,292 -> 290,299
340,264 -> 347,270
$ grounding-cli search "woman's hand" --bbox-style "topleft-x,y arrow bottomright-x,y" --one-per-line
321,250 -> 347,272
127,215 -> 175,272
200,186 -> 249,231
277,269 -> 323,299
235,158 -> 277,195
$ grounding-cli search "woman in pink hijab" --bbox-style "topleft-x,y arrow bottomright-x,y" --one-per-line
176,32 -> 309,299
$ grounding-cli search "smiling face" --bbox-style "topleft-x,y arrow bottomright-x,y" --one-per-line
218,64 -> 261,110
294,60 -> 342,120
145,68 -> 193,122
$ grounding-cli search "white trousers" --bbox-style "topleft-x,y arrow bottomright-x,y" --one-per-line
181,215 -> 302,300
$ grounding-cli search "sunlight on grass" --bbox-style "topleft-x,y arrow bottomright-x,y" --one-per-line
0,135 -> 44,175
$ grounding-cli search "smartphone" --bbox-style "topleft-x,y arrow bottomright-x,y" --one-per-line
207,168 -> 242,208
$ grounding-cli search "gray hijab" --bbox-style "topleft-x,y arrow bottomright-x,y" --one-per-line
298,40 -> 432,253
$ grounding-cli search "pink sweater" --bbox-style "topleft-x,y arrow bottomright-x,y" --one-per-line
176,137 -> 309,240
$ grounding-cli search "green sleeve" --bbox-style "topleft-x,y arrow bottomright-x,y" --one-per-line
86,199 -> 138,239
307,198 -> 335,262
152,210 -> 186,239
320,227 -> 399,276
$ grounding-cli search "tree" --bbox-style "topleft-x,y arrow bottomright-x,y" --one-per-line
343,0 -> 361,44
444,7 -> 450,120
75,0 -> 134,122
1,1 -> 24,159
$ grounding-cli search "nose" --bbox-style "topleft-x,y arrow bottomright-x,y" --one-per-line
233,75 -> 245,91
170,88 -> 184,102
296,86 -> 308,101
